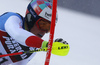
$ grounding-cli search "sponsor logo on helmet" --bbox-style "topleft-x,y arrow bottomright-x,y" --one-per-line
39,7 -> 52,21
45,12 -> 52,19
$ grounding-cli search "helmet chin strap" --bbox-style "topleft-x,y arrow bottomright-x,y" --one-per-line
37,34 -> 43,38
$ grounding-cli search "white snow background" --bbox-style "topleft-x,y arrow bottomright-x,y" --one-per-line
0,0 -> 100,65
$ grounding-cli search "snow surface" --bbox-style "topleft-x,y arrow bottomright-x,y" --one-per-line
1,0 -> 100,65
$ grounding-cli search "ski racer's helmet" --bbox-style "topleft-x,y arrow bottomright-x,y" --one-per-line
25,0 -> 58,32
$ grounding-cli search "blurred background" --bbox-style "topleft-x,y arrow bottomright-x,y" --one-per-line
50,0 -> 100,17
58,0 -> 100,17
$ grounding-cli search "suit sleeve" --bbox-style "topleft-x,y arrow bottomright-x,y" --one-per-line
5,16 -> 44,48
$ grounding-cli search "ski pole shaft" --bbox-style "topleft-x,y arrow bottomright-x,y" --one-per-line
0,43 -> 69,58
0,48 -> 44,57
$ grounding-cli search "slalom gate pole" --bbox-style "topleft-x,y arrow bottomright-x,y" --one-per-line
44,0 -> 57,65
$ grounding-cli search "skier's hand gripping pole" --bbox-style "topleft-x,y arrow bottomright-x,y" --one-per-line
42,38 -> 70,56
0,39 -> 70,57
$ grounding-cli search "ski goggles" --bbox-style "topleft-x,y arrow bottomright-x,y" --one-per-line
36,18 -> 51,33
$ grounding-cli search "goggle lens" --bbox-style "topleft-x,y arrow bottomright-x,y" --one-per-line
36,18 -> 51,33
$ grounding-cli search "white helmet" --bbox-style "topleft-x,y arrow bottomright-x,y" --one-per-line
25,0 -> 58,31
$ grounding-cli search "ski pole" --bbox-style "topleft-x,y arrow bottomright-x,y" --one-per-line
0,48 -> 45,57
0,42 -> 70,58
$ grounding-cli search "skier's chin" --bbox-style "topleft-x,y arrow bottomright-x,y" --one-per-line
37,34 -> 43,38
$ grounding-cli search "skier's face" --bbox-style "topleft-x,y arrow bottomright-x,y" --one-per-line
30,18 -> 51,38
36,18 -> 51,33
30,23 -> 47,38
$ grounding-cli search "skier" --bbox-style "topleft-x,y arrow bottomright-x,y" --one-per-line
0,0 -> 69,65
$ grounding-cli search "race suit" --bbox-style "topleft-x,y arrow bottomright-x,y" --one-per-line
0,12 -> 42,65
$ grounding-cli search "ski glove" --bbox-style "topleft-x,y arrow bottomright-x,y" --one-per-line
54,38 -> 68,44
41,41 -> 48,49
41,38 -> 70,56
41,38 -> 68,50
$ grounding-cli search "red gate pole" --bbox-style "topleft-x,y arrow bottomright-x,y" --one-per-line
44,0 -> 57,65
